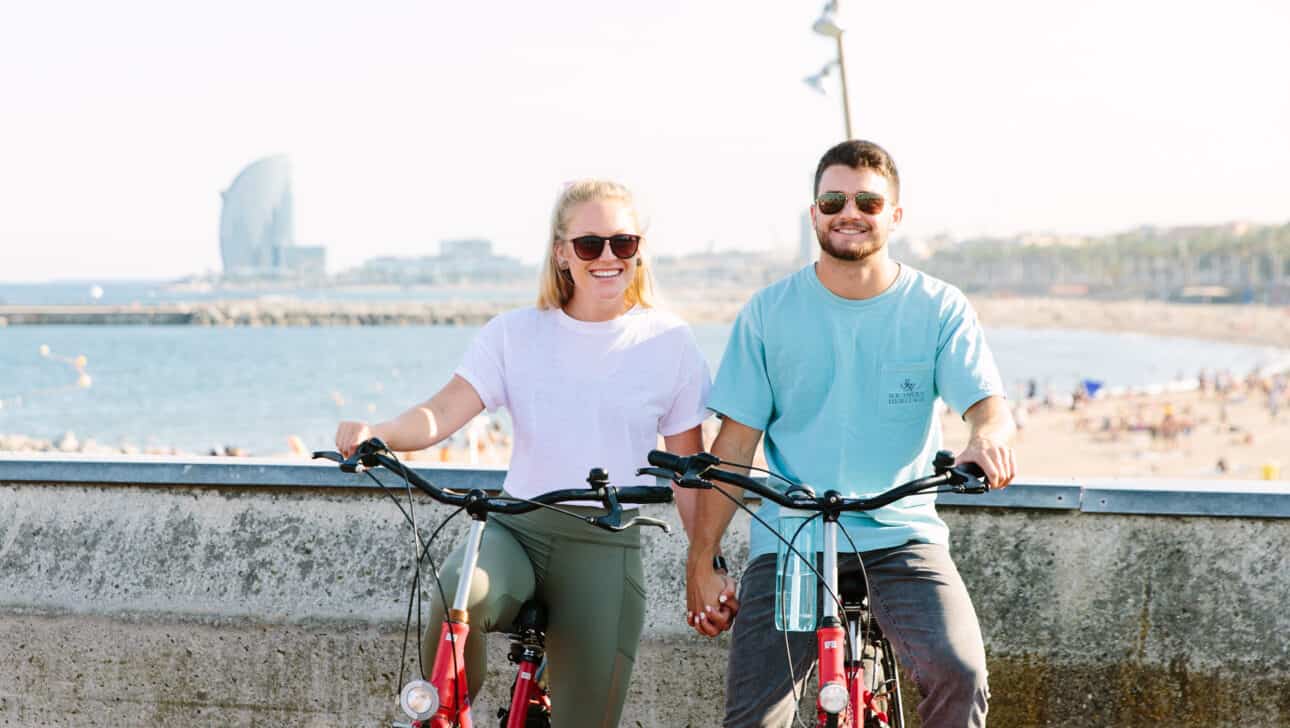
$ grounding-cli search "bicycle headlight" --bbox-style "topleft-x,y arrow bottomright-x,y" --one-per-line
819,681 -> 849,715
400,679 -> 439,720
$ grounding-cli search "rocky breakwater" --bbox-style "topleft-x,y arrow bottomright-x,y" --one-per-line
0,301 -> 512,326
188,300 -> 510,326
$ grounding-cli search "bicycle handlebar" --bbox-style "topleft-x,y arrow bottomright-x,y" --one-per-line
314,438 -> 675,532
645,448 -> 989,515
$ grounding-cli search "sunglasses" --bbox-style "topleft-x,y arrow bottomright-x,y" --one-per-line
815,191 -> 887,216
567,234 -> 642,261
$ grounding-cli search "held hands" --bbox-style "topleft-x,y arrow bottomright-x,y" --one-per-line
335,421 -> 373,459
685,552 -> 739,637
956,435 -> 1016,489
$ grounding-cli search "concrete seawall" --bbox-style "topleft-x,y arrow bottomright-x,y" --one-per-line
2,456 -> 1288,726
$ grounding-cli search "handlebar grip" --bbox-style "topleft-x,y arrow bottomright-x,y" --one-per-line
956,462 -> 986,479
647,449 -> 685,472
613,486 -> 675,505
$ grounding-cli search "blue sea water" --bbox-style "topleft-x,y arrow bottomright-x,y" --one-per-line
2,323 -> 1286,455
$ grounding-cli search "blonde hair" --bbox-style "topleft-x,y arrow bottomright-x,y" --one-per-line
537,179 -> 658,310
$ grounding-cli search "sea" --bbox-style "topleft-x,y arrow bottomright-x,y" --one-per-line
3,282 -> 1288,455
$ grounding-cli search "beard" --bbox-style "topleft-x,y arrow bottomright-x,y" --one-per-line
815,222 -> 885,262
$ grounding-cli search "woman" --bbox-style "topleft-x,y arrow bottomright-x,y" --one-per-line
335,179 -> 710,727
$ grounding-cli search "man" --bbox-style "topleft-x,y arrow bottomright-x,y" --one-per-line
685,139 -> 1016,727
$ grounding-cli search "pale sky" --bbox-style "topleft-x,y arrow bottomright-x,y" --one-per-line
2,0 -> 1287,282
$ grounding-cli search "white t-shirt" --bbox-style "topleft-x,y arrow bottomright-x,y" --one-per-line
454,305 -> 711,501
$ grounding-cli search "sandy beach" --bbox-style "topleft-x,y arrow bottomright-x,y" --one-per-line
941,384 -> 1288,482
941,297 -> 1290,481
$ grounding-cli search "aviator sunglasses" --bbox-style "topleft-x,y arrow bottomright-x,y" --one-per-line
567,234 -> 642,261
815,191 -> 887,216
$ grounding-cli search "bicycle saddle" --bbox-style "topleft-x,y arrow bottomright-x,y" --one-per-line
511,599 -> 549,633
838,571 -> 869,608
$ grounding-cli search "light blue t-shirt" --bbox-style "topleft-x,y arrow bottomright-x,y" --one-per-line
708,263 -> 1005,561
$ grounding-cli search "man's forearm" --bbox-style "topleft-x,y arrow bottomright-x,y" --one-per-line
688,488 -> 742,562
964,395 -> 1015,444
960,394 -> 1019,487
687,419 -> 760,560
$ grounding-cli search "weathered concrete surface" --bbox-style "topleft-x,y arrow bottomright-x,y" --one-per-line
946,508 -> 1290,727
1,467 -> 1288,727
0,481 -> 725,727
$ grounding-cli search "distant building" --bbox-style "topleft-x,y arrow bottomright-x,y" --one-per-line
219,156 -> 326,278
798,211 -> 817,266
346,238 -> 532,284
652,248 -> 796,288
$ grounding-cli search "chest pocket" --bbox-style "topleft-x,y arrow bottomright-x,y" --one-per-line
875,362 -> 934,423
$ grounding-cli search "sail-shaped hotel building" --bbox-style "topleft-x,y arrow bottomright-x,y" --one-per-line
219,156 -> 324,278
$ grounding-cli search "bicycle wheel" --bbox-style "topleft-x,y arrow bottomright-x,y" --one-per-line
863,636 -> 904,728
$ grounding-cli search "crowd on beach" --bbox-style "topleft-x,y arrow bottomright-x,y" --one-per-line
0,414 -> 517,463
1028,367 -> 1287,436
957,364 -> 1290,481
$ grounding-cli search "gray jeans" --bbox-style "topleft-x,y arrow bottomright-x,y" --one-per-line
724,542 -> 988,728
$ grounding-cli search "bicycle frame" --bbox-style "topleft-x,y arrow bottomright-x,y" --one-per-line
815,519 -> 850,726
418,518 -> 485,728
417,517 -> 546,728
816,519 -> 894,728
644,448 -> 987,728
317,441 -> 672,728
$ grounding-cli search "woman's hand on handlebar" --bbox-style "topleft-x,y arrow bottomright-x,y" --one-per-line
335,420 -> 374,460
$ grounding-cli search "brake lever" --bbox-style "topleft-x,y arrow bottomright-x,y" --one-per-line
949,464 -> 990,494
676,475 -> 711,489
623,516 -> 671,533
311,449 -> 363,473
637,465 -> 710,489
783,484 -> 816,499
589,507 -> 672,534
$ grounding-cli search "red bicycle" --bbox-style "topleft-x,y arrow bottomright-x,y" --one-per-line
644,449 -> 988,728
315,437 -> 673,728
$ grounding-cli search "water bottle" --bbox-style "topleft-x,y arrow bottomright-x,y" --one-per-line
774,511 -> 816,631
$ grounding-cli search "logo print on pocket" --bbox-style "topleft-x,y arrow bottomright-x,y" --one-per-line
888,377 -> 927,406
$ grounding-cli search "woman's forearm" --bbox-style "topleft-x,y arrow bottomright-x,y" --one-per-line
373,375 -> 486,452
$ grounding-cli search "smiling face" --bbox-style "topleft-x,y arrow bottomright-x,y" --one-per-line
810,165 -> 903,263
554,198 -> 641,315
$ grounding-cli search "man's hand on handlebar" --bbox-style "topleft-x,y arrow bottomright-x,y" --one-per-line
955,435 -> 1016,489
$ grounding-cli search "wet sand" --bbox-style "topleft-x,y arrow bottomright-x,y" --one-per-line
969,296 -> 1290,349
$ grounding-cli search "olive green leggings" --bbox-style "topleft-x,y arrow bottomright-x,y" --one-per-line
420,505 -> 646,728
